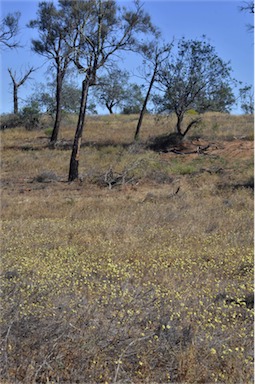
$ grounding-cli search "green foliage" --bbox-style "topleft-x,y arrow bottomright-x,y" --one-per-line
61,83 -> 81,113
93,68 -> 130,114
0,113 -> 22,130
122,105 -> 141,114
0,11 -> 20,49
29,80 -> 83,115
187,109 -> 198,115
121,83 -> 145,114
20,101 -> 41,130
155,37 -> 236,134
28,1 -> 76,139
44,127 -> 53,137
28,2 -> 68,53
239,85 -> 254,114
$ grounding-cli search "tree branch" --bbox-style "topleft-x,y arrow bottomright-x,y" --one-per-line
182,118 -> 202,137
8,67 -> 36,87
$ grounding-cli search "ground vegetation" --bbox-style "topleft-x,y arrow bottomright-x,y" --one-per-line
1,112 -> 253,383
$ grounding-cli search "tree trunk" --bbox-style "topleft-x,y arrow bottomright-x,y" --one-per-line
182,117 -> 202,137
176,113 -> 184,136
8,67 -> 35,115
50,72 -> 63,144
106,105 -> 113,114
106,102 -> 113,114
68,77 -> 90,182
134,67 -> 157,141
13,84 -> 18,114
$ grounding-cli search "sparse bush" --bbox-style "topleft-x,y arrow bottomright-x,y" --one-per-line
20,101 -> 41,130
34,170 -> 58,182
44,127 -> 53,137
187,108 -> 198,115
0,113 -> 22,130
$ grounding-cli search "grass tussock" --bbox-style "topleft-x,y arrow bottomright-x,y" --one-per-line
0,113 -> 254,383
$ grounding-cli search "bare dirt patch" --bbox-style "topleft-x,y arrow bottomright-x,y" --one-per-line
212,139 -> 253,160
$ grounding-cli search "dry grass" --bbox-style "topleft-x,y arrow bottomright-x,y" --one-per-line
59,112 -> 254,142
0,113 -> 254,383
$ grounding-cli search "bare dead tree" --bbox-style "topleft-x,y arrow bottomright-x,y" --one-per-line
8,67 -> 36,114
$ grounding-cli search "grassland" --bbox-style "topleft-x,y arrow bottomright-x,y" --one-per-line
0,112 -> 254,383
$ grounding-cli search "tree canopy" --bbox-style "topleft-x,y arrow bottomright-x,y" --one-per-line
28,79 -> 83,115
0,12 -> 20,49
93,68 -> 130,114
60,0 -> 158,181
155,37 -> 235,136
28,1 -> 75,143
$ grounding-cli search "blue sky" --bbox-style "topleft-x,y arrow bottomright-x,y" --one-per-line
0,0 -> 254,114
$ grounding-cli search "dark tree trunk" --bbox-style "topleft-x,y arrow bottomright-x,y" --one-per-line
68,76 -> 90,182
13,85 -> 18,114
176,113 -> 184,136
50,72 -> 63,144
134,67 -> 157,141
182,117 -> 202,137
106,106 -> 113,114
175,113 -> 201,138
106,102 -> 114,114
8,67 -> 35,115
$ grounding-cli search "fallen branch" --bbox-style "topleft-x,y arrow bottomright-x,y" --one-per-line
169,144 -> 210,155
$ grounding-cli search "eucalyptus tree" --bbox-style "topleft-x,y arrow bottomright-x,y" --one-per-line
0,12 -> 20,49
94,68 -> 147,114
93,68 -> 129,114
8,67 -> 36,114
121,83 -> 144,114
61,0 -> 158,181
28,79 -> 82,115
28,2 -> 75,144
156,37 -> 235,138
